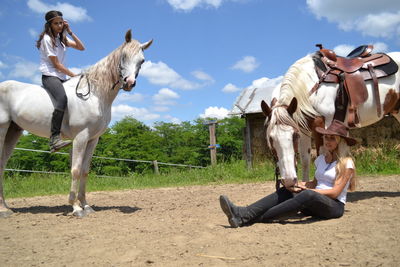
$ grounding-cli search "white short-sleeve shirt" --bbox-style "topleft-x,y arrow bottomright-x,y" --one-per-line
39,34 -> 71,80
314,154 -> 354,204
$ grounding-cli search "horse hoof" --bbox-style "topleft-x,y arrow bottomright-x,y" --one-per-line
72,210 -> 85,218
83,206 -> 95,216
0,209 -> 13,218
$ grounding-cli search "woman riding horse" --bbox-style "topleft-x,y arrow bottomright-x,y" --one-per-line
37,10 -> 85,152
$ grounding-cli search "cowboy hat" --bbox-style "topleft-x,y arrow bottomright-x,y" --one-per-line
315,120 -> 357,146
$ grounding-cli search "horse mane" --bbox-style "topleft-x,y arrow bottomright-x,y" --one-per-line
266,107 -> 300,148
277,54 -> 321,131
84,39 -> 141,96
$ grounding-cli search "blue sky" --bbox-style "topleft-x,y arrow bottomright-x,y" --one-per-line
1,0 -> 400,125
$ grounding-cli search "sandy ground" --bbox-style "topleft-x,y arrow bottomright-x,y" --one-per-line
1,175 -> 399,266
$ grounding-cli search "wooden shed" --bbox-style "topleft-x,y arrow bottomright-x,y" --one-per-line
230,77 -> 282,168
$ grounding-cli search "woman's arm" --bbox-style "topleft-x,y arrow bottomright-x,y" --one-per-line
311,167 -> 354,199
64,20 -> 85,51
48,56 -> 76,77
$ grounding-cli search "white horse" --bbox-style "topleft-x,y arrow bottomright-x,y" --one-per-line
0,30 -> 152,217
261,50 -> 400,187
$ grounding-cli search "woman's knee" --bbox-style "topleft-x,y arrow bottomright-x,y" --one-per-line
299,189 -> 316,198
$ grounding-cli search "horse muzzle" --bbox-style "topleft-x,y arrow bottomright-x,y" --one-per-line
123,76 -> 136,91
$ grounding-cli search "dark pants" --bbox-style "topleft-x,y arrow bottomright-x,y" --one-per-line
42,75 -> 67,111
244,188 -> 344,223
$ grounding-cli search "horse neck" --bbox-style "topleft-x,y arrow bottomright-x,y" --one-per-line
85,46 -> 123,103
278,54 -> 321,131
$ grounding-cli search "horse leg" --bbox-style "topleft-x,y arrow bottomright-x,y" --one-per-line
0,122 -> 23,217
78,137 -> 99,216
298,133 -> 311,182
69,135 -> 89,217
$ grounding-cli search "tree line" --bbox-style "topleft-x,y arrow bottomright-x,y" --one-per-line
7,116 -> 245,176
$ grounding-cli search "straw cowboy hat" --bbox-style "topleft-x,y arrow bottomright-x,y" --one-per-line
316,120 -> 357,146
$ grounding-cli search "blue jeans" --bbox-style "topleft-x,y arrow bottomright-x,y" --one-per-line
244,188 -> 344,223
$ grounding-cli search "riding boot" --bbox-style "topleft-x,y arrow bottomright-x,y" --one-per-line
219,195 -> 254,228
49,109 -> 71,153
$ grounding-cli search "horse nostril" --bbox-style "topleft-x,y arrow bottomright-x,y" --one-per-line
123,77 -> 127,82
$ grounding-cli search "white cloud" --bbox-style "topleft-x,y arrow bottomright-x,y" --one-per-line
372,42 -> 389,53
141,61 -> 201,90
333,42 -> 389,56
0,60 -> 7,69
222,83 -> 241,93
69,67 -> 82,75
29,28 -> 38,38
111,104 -> 160,122
153,106 -> 171,112
333,44 -> 356,57
167,0 -> 223,11
164,115 -> 182,124
191,70 -> 214,83
200,106 -> 230,119
231,56 -> 259,73
248,76 -> 283,90
153,88 -> 180,106
116,92 -> 145,103
306,0 -> 400,39
27,0 -> 92,22
9,60 -> 39,82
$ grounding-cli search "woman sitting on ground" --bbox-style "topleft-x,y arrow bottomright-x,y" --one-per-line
219,119 -> 357,228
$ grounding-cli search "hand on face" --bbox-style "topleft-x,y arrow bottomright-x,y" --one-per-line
63,20 -> 71,33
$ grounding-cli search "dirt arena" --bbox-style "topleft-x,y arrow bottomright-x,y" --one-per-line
1,175 -> 399,266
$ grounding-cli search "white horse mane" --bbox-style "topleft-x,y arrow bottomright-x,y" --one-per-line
84,40 -> 141,95
277,54 -> 321,131
266,107 -> 300,148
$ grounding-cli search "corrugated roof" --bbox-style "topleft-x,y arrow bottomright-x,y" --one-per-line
230,76 -> 283,115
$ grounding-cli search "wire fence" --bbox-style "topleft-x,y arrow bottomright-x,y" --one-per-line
5,147 -> 205,178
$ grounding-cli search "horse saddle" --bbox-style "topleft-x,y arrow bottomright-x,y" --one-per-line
311,44 -> 399,127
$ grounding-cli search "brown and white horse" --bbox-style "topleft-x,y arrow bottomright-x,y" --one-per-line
0,30 -> 152,217
261,51 -> 400,187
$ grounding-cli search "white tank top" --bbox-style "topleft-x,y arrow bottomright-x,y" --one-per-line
314,154 -> 354,204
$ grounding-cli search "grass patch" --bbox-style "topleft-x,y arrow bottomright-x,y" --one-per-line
4,160 -> 276,199
4,144 -> 400,199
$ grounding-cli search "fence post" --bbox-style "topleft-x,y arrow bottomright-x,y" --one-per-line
153,160 -> 160,175
204,120 -> 218,166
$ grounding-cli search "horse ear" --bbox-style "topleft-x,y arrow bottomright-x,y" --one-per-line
261,100 -> 272,117
141,39 -> 153,50
271,97 -> 277,108
287,97 -> 297,116
125,29 -> 132,43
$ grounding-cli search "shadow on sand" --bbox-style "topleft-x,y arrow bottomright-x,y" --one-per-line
10,205 -> 141,216
347,191 -> 400,202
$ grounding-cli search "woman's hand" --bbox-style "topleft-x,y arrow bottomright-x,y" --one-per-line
63,20 -> 72,35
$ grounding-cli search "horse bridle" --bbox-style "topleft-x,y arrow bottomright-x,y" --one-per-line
268,120 -> 300,191
74,62 -> 133,99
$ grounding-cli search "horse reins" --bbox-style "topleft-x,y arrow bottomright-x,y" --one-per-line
75,74 -> 91,98
75,63 -> 127,98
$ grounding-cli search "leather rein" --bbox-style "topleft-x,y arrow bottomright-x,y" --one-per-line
74,62 -> 127,98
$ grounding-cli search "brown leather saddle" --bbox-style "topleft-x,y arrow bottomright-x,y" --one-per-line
310,44 -> 399,127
